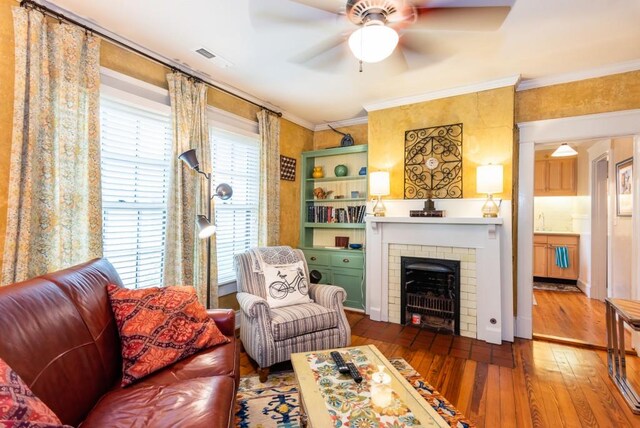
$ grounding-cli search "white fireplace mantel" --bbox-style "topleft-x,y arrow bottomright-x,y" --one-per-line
365,215 -> 505,344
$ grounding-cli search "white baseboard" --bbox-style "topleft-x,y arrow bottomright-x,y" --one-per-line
577,279 -> 591,297
515,315 -> 533,339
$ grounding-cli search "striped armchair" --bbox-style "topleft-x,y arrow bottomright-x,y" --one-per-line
235,247 -> 351,381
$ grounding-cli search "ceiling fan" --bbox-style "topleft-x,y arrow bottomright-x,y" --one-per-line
252,0 -> 514,71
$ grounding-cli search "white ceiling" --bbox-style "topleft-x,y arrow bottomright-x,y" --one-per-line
44,0 -> 640,127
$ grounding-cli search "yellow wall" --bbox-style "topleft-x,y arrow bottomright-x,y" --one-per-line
280,119 -> 314,247
313,123 -> 368,150
368,86 -> 515,199
0,0 -> 16,268
516,70 -> 640,123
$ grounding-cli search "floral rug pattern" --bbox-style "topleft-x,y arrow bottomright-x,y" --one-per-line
307,348 -> 421,427
235,358 -> 474,428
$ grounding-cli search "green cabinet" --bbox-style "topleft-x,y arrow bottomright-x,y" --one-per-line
299,145 -> 367,311
303,248 -> 365,310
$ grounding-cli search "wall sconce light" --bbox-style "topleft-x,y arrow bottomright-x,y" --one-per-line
476,164 -> 503,218
370,171 -> 390,216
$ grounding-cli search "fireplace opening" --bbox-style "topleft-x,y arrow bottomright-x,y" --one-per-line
400,256 -> 460,335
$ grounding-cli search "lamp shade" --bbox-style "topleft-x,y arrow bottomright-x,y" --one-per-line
215,183 -> 233,200
348,23 -> 399,63
196,215 -> 216,239
178,149 -> 200,171
551,143 -> 578,157
370,171 -> 390,196
477,164 -> 503,194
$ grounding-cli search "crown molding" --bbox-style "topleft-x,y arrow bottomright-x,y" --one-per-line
280,112 -> 316,131
314,116 -> 369,131
363,75 -> 521,112
517,59 -> 640,91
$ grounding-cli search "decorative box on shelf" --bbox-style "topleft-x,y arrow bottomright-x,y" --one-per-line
409,210 -> 446,218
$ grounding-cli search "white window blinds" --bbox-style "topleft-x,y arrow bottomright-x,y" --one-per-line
100,96 -> 172,289
211,129 -> 260,285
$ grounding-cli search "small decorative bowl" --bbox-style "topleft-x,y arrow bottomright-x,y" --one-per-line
349,243 -> 363,250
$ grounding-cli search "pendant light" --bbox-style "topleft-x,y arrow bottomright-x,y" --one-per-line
551,143 -> 578,157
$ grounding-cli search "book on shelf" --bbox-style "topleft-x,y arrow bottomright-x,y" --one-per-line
307,205 -> 366,224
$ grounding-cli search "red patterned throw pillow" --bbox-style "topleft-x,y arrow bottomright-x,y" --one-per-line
107,284 -> 229,387
0,358 -> 62,425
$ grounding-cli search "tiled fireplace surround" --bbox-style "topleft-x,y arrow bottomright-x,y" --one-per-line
388,244 -> 477,338
365,199 -> 511,345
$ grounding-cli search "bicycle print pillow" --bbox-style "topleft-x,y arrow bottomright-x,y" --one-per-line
262,261 -> 312,308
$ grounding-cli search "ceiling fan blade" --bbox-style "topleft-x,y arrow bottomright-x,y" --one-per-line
384,47 -> 409,74
398,32 -> 452,68
289,33 -> 348,65
250,10 -> 334,28
249,0 -> 343,30
410,0 -> 514,6
289,0 -> 346,15
299,43 -> 353,73
413,6 -> 512,31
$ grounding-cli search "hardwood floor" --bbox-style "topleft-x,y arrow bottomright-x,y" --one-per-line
239,311 -> 640,427
532,289 -> 633,350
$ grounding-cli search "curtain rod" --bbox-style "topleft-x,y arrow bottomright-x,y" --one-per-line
19,0 -> 283,118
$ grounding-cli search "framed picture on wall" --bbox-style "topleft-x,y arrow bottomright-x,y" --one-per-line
616,157 -> 633,217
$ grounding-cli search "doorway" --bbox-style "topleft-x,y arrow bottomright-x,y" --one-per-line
530,140 -> 612,345
516,109 -> 640,347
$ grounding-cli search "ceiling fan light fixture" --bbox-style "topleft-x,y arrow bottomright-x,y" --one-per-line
348,21 -> 399,63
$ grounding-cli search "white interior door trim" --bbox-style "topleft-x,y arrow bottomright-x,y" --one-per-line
632,136 -> 640,353
516,109 -> 640,339
589,148 -> 610,301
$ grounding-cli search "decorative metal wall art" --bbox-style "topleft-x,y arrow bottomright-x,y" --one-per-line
404,123 -> 463,199
280,155 -> 296,181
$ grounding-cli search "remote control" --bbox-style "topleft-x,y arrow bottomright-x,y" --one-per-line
346,362 -> 363,383
330,351 -> 349,374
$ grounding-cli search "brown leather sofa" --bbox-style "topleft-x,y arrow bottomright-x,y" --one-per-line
0,258 -> 240,428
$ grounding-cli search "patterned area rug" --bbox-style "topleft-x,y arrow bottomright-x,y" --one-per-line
533,281 -> 581,292
235,358 -> 474,428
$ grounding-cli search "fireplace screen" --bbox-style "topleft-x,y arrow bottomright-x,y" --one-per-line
400,257 -> 460,335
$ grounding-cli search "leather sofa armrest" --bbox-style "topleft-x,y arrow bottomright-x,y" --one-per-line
309,283 -> 347,309
207,309 -> 235,336
236,292 -> 271,319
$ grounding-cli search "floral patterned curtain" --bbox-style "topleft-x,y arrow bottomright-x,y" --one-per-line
1,7 -> 102,285
163,73 -> 217,307
257,110 -> 281,246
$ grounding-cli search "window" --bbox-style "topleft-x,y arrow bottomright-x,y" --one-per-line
100,96 -> 172,289
211,128 -> 260,285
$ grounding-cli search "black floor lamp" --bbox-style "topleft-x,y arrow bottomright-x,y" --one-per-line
178,148 -> 232,308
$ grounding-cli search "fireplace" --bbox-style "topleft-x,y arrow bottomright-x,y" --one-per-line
400,256 -> 460,335
366,213 -> 507,344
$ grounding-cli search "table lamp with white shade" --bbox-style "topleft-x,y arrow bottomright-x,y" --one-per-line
476,164 -> 503,218
370,171 -> 390,217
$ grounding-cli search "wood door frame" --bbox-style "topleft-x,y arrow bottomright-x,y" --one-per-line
516,109 -> 640,339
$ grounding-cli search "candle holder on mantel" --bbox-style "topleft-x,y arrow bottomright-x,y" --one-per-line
410,157 -> 445,218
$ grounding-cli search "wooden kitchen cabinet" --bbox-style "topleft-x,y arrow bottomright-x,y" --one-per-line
533,235 -> 549,277
533,234 -> 580,280
534,157 -> 577,196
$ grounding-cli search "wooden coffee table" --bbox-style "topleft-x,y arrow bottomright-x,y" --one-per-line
291,344 -> 449,427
